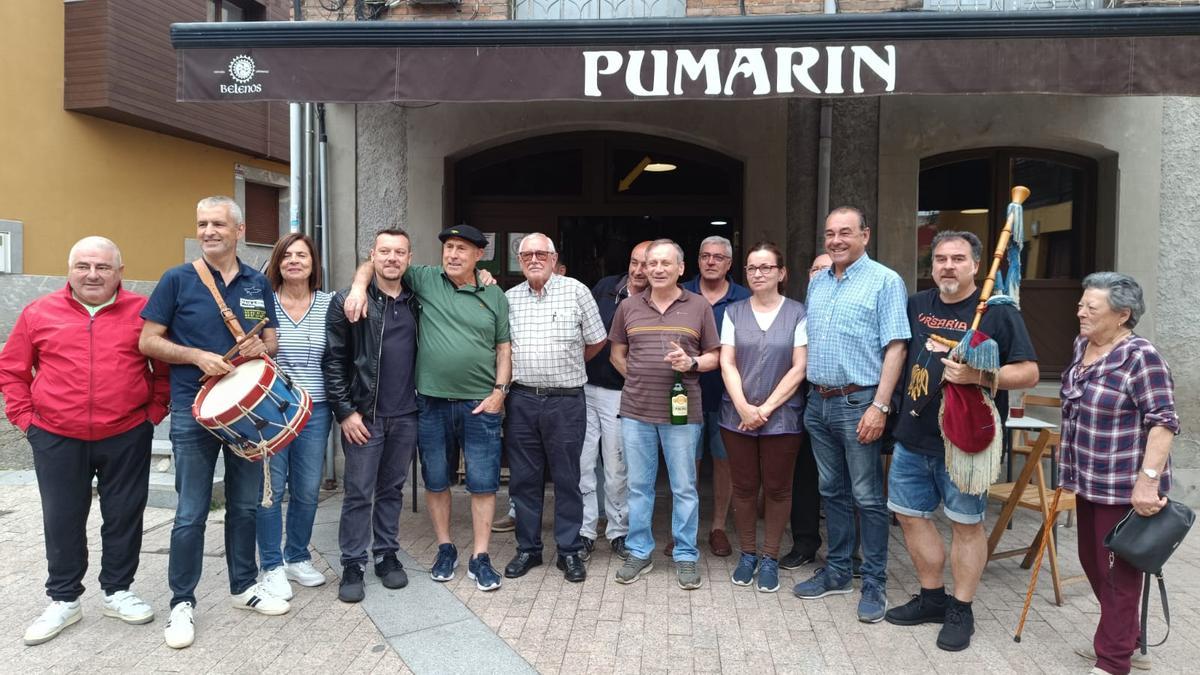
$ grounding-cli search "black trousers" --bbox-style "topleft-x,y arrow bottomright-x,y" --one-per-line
789,431 -> 822,557
505,388 -> 586,556
29,421 -> 153,601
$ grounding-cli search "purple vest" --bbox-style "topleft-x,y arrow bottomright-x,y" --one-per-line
719,298 -> 807,436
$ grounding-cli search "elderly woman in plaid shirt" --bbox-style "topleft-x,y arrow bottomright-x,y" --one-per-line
1059,272 -> 1179,675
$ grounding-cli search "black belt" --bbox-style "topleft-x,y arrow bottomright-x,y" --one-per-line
512,383 -> 584,397
813,383 -> 875,399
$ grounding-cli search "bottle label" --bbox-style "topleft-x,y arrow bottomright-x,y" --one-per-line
671,394 -> 688,417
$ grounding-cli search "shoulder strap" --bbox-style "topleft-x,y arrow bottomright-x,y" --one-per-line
192,259 -> 246,340
1139,572 -> 1171,653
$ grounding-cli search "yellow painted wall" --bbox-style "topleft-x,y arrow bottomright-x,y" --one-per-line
0,2 -> 289,281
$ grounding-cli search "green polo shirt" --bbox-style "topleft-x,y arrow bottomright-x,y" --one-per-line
405,265 -> 510,400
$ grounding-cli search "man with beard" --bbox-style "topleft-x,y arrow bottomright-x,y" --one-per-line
884,231 -> 1037,651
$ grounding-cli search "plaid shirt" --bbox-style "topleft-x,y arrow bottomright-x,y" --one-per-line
805,253 -> 910,387
507,274 -> 607,388
1059,335 -> 1180,505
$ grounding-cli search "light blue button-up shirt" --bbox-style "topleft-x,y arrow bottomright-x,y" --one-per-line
805,253 -> 910,387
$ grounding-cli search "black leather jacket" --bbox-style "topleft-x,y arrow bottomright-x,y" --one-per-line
323,280 -> 418,423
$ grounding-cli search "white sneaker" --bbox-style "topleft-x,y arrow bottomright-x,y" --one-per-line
284,560 -> 327,587
23,600 -> 82,645
260,566 -> 294,600
163,602 -> 195,649
231,583 -> 290,616
103,590 -> 154,624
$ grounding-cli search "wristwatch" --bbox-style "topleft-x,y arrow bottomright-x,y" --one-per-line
493,383 -> 510,394
1141,467 -> 1161,481
871,401 -> 891,414
689,356 -> 699,372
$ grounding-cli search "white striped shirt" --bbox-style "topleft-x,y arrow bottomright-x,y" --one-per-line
274,290 -> 332,402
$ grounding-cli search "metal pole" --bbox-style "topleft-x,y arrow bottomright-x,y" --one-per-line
816,0 -> 836,247
289,104 -> 303,234
317,103 -> 338,489
303,103 -> 316,239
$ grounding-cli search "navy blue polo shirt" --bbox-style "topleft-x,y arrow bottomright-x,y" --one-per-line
682,276 -> 751,413
141,259 -> 278,410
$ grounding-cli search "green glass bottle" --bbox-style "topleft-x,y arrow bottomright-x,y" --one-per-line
670,371 -> 688,425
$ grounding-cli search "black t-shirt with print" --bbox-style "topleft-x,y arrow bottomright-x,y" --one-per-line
894,288 -> 1038,457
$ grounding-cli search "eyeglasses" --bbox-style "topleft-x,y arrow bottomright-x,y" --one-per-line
518,250 -> 553,262
700,253 -> 731,263
745,264 -> 780,276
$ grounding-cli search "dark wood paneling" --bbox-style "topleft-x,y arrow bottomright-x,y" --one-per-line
64,0 -> 289,162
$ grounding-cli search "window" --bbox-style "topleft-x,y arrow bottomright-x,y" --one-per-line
922,0 -> 1104,10
513,0 -> 686,20
244,182 -> 281,245
207,0 -> 265,22
917,148 -> 1099,377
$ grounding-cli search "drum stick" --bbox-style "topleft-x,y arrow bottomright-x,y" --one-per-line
199,318 -> 270,382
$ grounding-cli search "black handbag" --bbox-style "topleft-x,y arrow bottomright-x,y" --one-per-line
1104,498 -> 1195,653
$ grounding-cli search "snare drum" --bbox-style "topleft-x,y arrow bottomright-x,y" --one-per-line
192,357 -> 312,461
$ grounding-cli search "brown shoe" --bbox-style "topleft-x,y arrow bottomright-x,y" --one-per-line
664,540 -> 675,558
491,515 -> 516,533
709,529 -> 732,557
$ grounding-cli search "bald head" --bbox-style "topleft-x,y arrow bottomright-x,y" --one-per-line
67,236 -> 124,306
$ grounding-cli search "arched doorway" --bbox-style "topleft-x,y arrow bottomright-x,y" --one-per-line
451,131 -> 744,289
918,148 -> 1099,376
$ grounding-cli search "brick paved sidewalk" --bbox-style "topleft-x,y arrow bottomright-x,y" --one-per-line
2,470 -> 1199,674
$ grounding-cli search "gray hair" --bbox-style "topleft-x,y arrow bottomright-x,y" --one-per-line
828,206 -> 867,231
197,195 -> 244,225
699,235 -> 732,258
518,232 -> 557,253
930,230 -> 983,262
649,238 -> 685,264
1082,271 -> 1145,329
67,236 -> 122,269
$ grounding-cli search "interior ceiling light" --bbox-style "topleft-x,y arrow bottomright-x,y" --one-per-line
645,161 -> 677,172
960,208 -> 989,215
711,220 -> 728,226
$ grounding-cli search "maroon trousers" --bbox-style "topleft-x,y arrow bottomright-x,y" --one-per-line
1076,498 -> 1144,675
721,430 -> 800,559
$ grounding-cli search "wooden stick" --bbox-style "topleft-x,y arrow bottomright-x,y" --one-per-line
1014,486 -> 1063,642
973,186 -> 1030,331
198,318 -> 270,382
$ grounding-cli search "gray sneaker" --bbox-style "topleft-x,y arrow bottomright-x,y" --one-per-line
676,561 -> 702,590
614,556 -> 653,584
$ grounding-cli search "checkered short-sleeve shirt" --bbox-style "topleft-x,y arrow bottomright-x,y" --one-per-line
506,274 -> 607,388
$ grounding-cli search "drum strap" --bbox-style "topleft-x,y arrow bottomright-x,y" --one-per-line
192,259 -> 246,340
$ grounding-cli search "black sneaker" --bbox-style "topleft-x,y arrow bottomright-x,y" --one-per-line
580,537 -> 595,562
885,591 -> 948,626
610,536 -> 629,560
374,552 -> 409,589
779,548 -> 817,570
936,599 -> 975,652
339,564 -> 366,603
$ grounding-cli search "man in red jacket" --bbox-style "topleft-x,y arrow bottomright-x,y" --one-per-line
0,236 -> 169,646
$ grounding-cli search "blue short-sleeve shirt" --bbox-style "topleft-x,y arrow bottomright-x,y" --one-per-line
141,259 -> 278,410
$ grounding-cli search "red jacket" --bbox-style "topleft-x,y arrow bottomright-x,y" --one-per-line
0,284 -> 170,440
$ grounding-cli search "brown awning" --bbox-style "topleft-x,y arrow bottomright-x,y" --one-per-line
174,10 -> 1200,103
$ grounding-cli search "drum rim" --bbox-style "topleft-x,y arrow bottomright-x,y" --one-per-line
191,356 -> 278,426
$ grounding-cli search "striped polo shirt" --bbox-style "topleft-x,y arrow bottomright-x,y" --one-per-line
274,290 -> 332,402
608,288 -> 719,424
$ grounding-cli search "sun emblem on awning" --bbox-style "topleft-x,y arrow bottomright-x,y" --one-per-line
228,55 -> 259,84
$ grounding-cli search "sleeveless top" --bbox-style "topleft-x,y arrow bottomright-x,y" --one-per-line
719,298 -> 807,436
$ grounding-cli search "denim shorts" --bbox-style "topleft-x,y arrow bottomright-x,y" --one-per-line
416,395 -> 502,494
694,411 -> 728,461
887,441 -> 988,524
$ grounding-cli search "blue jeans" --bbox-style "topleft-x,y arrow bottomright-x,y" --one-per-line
416,396 -> 502,494
887,441 -> 988,525
256,402 -> 331,570
622,418 -> 702,562
694,411 -> 728,460
168,412 -> 262,606
804,387 -> 889,587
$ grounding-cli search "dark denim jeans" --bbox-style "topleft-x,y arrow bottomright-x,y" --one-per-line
338,413 -> 416,566
256,402 -> 332,570
168,412 -> 262,606
804,387 -> 889,587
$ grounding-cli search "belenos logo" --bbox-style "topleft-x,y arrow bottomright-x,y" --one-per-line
215,55 -> 268,94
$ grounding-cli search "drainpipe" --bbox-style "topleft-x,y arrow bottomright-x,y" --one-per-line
288,0 -> 304,233
816,0 -> 837,248
317,103 -> 338,488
